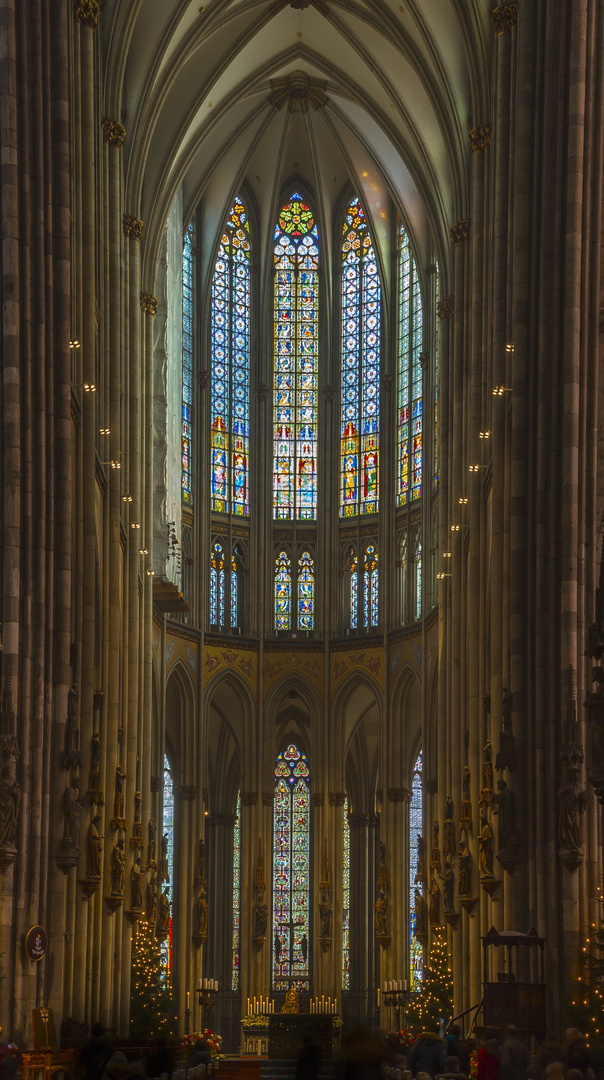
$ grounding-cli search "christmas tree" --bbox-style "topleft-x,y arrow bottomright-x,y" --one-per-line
130,917 -> 177,1040
407,930 -> 454,1032
569,889 -> 604,1054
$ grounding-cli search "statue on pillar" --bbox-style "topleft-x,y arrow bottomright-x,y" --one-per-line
0,764 -> 21,849
458,842 -> 472,897
443,796 -> 455,854
558,764 -> 587,870
460,766 -> 473,835
111,765 -> 127,831
480,741 -> 494,806
147,816 -> 157,865
131,856 -> 144,909
157,887 -> 170,935
253,883 -> 268,940
478,813 -> 494,879
87,732 -> 103,806
430,818 -> 441,870
414,886 -> 427,936
146,871 -> 158,923
193,837 -> 208,947
62,776 -> 84,850
110,837 -> 126,896
87,814 -> 104,879
428,872 -> 440,925
442,861 -> 455,913
374,842 -> 390,947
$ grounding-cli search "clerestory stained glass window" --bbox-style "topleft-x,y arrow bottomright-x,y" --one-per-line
341,198 -> 381,517
409,751 -> 423,989
297,550 -> 314,630
342,797 -> 350,989
349,544 -> 378,630
397,227 -> 423,505
161,754 -> 174,974
233,791 -> 241,989
433,263 -> 439,489
211,198 -> 251,516
210,542 -> 226,627
275,550 -> 292,631
210,541 -> 240,629
415,537 -> 422,622
273,744 -> 310,989
182,223 -> 194,505
273,194 -> 319,520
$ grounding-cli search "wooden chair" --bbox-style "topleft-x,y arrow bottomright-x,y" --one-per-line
31,1008 -> 74,1080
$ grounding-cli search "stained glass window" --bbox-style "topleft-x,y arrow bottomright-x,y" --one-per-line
210,542 -> 225,627
341,197 -> 381,517
350,551 -> 358,630
364,545 -> 379,628
433,263 -> 439,489
297,550 -> 314,630
409,752 -> 423,989
182,223 -> 194,505
231,552 -> 239,629
211,198 -> 251,516
342,797 -> 350,989
273,744 -> 310,989
273,194 -> 319,520
415,538 -> 422,622
275,551 -> 292,631
233,791 -> 241,989
161,754 -> 174,973
397,228 -> 423,505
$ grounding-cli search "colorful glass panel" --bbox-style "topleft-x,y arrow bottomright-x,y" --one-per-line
415,539 -> 422,621
161,754 -> 174,974
182,223 -> 194,505
297,550 -> 314,630
273,194 -> 319,520
210,543 -> 225,626
341,198 -> 381,517
273,745 -> 310,989
433,263 -> 439,489
211,198 -> 250,515
350,552 -> 358,629
275,550 -> 292,631
364,545 -> 378,629
231,553 -> 239,629
342,797 -> 350,989
409,752 -> 423,989
397,228 -> 423,505
233,792 -> 241,989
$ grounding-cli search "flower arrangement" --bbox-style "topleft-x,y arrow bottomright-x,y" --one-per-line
468,1051 -> 478,1080
182,1030 -> 223,1059
332,1016 -> 344,1029
385,1029 -> 417,1053
241,1015 -> 270,1029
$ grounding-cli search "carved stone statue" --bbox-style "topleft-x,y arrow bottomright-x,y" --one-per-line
62,776 -> 84,849
481,741 -> 494,804
443,860 -> 455,912
91,731 -> 101,770
462,766 -> 471,799
147,817 -> 157,864
87,814 -> 104,878
478,815 -> 494,878
159,832 -> 169,882
196,881 -> 208,938
444,795 -> 454,819
113,766 -> 126,819
558,766 -> 587,857
493,779 -> 517,850
432,819 -> 439,848
253,884 -> 267,939
502,686 -> 513,726
373,887 -> 387,937
146,871 -> 158,922
134,789 -> 142,821
319,885 -> 332,938
414,887 -> 427,935
428,874 -> 440,924
131,857 -> 144,909
110,837 -> 126,895
0,765 -> 21,848
158,887 -> 170,931
459,843 -> 471,897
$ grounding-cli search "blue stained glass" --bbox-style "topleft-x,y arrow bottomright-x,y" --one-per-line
415,540 -> 422,621
231,553 -> 239,628
210,543 -> 225,627
182,224 -> 194,505
342,798 -> 350,988
341,198 -> 381,517
211,199 -> 250,515
275,550 -> 292,630
233,792 -> 241,989
397,227 -> 423,506
161,755 -> 174,973
409,752 -> 423,988
273,745 -> 310,989
350,553 -> 358,629
273,195 -> 319,521
364,545 -> 378,629
297,550 -> 314,630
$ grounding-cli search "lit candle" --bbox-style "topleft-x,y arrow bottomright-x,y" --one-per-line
187,991 -> 190,1008
247,998 -> 250,1015
203,978 -> 208,989
377,989 -> 380,1007
335,998 -> 337,1013
403,979 -> 407,991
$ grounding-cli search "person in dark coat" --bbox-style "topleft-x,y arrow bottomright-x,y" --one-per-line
408,1034 -> 447,1079
436,1055 -> 468,1080
500,1026 -> 527,1080
530,1034 -> 565,1080
565,1031 -> 592,1077
296,1034 -> 322,1080
446,1028 -> 470,1077
80,1026 -> 114,1080
146,1040 -> 175,1080
477,1040 -> 501,1080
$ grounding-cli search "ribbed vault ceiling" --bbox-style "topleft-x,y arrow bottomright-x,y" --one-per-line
104,0 -> 490,288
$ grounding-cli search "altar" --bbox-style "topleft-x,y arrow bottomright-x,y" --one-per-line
268,1014 -> 337,1059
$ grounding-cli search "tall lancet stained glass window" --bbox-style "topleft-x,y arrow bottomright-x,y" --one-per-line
182,222 -> 194,505
273,194 -> 319,520
397,227 -> 423,505
211,198 -> 251,515
273,745 -> 310,988
341,197 -> 381,517
161,754 -> 174,975
409,751 -> 424,989
342,798 -> 350,988
233,792 -> 241,989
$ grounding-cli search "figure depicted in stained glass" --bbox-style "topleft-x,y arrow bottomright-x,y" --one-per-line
161,755 -> 174,972
275,551 -> 292,631
398,227 -> 423,506
297,551 -> 314,631
273,194 -> 318,521
342,798 -> 350,988
409,752 -> 424,988
340,197 -> 382,517
210,542 -> 225,626
211,199 -> 250,515
182,223 -> 194,504
232,792 -> 241,988
273,745 -> 310,989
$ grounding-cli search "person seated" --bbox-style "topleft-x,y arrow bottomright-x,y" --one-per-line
477,1038 -> 501,1080
436,1055 -> 468,1080
80,1024 -> 114,1080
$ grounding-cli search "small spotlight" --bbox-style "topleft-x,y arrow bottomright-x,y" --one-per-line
110,460 -> 121,469
437,572 -> 451,580
450,524 -> 460,532
469,464 -> 481,472
442,552 -> 452,559
131,522 -> 141,529
99,427 -> 110,435
458,496 -> 468,505
122,494 -> 133,502
69,340 -> 81,349
491,385 -> 512,395
83,383 -> 96,392
505,342 -> 515,352
139,548 -> 148,555
478,430 -> 491,439
146,569 -> 155,576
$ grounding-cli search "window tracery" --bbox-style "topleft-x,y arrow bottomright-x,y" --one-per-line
161,754 -> 174,974
182,222 -> 194,505
348,542 -> 379,630
342,797 -> 350,989
210,539 -> 241,629
275,547 -> 315,632
233,791 -> 241,989
273,744 -> 310,989
409,751 -> 423,989
397,227 -> 423,506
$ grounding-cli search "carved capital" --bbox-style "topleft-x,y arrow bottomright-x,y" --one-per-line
262,792 -> 273,806
437,298 -> 454,320
323,384 -> 334,403
348,812 -> 371,828
241,791 -> 257,806
198,371 -> 210,389
257,383 -> 269,402
427,263 -> 438,275
207,811 -> 237,826
150,776 -> 160,793
450,220 -> 470,246
102,119 -> 126,148
328,792 -> 347,807
388,787 -> 412,803
468,125 -> 492,153
140,293 -> 159,316
74,0 -> 100,28
177,785 -> 196,801
123,216 -> 144,241
491,2 -> 518,34
311,793 -> 324,807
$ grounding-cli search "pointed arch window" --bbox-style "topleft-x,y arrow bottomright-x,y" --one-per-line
210,542 -> 226,627
273,745 -> 310,988
233,791 -> 241,989
409,751 -> 424,989
161,754 -> 174,974
415,534 -> 422,622
297,550 -> 314,630
397,227 -> 423,505
211,198 -> 251,516
273,194 -> 319,520
182,222 -> 194,505
275,550 -> 292,631
342,797 -> 350,989
210,541 -> 240,630
341,197 -> 381,517
348,544 -> 378,630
